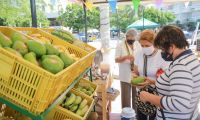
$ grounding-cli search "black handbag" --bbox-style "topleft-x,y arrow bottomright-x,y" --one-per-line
135,85 -> 157,116
135,54 -> 166,119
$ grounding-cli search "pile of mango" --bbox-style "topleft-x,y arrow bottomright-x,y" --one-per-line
74,84 -> 95,96
61,92 -> 89,117
52,29 -> 75,44
0,31 -> 79,74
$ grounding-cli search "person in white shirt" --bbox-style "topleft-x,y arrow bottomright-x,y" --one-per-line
115,29 -> 141,109
133,30 -> 169,120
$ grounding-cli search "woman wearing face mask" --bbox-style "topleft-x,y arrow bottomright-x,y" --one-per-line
115,29 -> 141,109
139,26 -> 200,120
133,30 -> 169,120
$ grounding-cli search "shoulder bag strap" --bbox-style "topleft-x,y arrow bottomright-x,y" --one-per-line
124,41 -> 131,55
125,41 -> 134,71
143,54 -> 166,120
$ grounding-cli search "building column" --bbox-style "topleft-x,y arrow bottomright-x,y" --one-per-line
99,4 -> 110,50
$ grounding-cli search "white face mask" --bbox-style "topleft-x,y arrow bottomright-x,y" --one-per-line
142,46 -> 154,55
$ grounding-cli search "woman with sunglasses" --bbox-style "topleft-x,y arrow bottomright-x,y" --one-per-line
115,29 -> 141,109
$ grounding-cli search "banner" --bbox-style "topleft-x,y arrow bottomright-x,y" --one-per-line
85,1 -> 93,11
68,0 -> 76,2
108,0 -> 117,13
132,0 -> 140,16
184,1 -> 190,8
155,0 -> 163,8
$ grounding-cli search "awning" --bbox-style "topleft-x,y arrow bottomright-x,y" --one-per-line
127,18 -> 160,30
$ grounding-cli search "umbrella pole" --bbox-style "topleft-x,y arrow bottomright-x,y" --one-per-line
83,0 -> 88,43
30,0 -> 37,27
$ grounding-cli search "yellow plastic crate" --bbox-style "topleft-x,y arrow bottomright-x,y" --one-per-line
73,79 -> 98,97
40,28 -> 96,53
0,27 -> 93,115
13,27 -> 96,94
45,89 -> 94,120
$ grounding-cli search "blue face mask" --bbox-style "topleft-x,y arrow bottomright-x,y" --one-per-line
161,51 -> 173,61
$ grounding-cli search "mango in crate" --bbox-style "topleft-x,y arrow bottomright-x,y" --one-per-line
86,91 -> 92,96
12,41 -> 28,55
0,32 -> 12,47
131,76 -> 145,85
11,32 -> 28,43
4,47 -> 22,57
41,55 -> 64,74
69,104 -> 78,112
27,40 -> 46,57
64,93 -> 76,107
30,33 -> 42,37
88,86 -> 95,93
74,96 -> 82,105
45,43 -> 59,55
76,105 -> 89,117
76,85 -> 95,96
59,52 -> 75,68
79,99 -> 88,109
24,52 -> 39,66
81,88 -> 87,93
39,37 -> 51,44
55,45 -> 66,52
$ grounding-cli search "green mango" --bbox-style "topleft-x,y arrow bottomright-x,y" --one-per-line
59,52 -> 75,68
4,47 -> 22,57
131,76 -> 145,85
64,93 -> 76,107
27,40 -> 46,57
86,91 -> 92,96
80,105 -> 89,116
11,32 -> 28,43
0,32 -> 12,47
88,87 -> 95,93
74,96 -> 82,105
45,43 -> 59,55
76,109 -> 82,116
79,99 -> 88,109
69,104 -> 78,112
0,44 -> 2,47
24,52 -> 39,66
12,41 -> 28,55
81,88 -> 87,93
41,55 -> 64,74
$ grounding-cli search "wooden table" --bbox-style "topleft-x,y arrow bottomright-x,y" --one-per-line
93,73 -> 113,120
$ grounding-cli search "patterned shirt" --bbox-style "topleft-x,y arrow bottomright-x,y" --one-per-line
156,50 -> 200,120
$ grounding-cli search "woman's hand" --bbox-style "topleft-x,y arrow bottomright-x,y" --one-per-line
115,55 -> 134,63
139,91 -> 150,102
124,55 -> 134,61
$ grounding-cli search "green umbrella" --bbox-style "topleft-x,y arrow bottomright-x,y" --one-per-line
127,18 -> 160,30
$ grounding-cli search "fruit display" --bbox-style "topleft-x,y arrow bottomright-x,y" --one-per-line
131,76 -> 145,85
61,92 -> 89,117
52,29 -> 75,43
4,47 -> 22,57
74,80 -> 96,97
0,31 -> 79,74
0,32 -> 13,47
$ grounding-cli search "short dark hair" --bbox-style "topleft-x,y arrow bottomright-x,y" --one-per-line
154,25 -> 189,51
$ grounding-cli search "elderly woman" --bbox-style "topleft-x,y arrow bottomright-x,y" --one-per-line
115,29 -> 141,109
133,30 -> 169,120
139,25 -> 200,120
